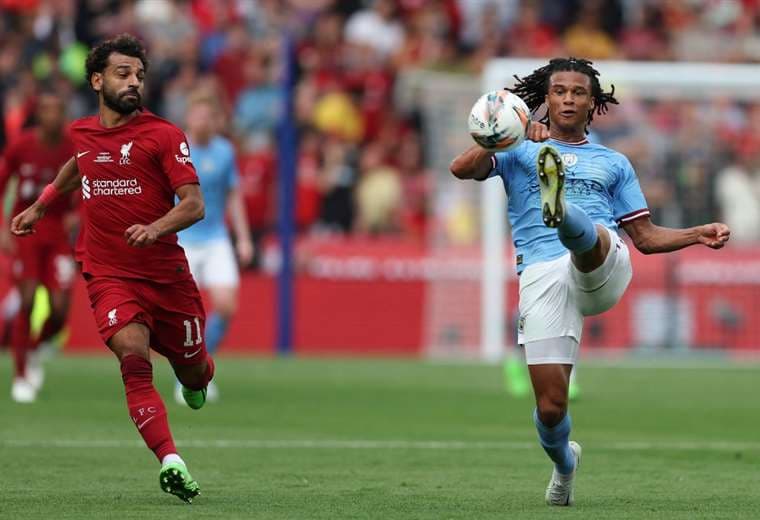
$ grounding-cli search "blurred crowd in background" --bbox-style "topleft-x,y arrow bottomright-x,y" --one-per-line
4,0 -> 760,268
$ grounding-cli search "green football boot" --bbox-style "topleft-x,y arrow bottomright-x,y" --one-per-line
181,385 -> 207,410
159,461 -> 200,504
536,145 -> 565,228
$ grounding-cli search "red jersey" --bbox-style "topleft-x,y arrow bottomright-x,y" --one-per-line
69,110 -> 199,283
0,129 -> 76,241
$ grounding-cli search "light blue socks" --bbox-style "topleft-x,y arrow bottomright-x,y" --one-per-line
558,202 -> 598,254
534,409 -> 576,475
205,312 -> 229,355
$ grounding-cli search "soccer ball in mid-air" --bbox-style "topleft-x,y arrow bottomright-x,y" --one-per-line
468,90 -> 530,152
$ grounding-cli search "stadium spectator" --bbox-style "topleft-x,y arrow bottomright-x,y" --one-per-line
562,1 -> 619,60
716,146 -> 760,243
317,135 -> 357,234
233,48 -> 283,151
506,1 -> 561,58
396,133 -> 430,240
238,146 -> 275,269
355,141 -> 402,235
618,3 -> 671,61
344,0 -> 405,60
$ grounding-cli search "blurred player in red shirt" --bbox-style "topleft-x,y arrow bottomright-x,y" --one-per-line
11,34 -> 212,503
0,91 -> 77,403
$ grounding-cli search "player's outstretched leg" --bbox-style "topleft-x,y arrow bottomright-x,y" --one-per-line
537,146 -> 599,257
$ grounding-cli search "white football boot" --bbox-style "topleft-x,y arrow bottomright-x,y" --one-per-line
11,377 -> 37,403
545,441 -> 581,506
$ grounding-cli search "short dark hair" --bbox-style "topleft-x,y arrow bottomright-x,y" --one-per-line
85,33 -> 149,89
509,57 -> 618,134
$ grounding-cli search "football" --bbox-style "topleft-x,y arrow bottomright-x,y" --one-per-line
468,90 -> 530,152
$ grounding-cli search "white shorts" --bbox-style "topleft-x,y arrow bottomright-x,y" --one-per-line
181,237 -> 240,289
518,226 -> 632,365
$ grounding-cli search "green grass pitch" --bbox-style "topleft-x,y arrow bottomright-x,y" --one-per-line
1,355 -> 759,519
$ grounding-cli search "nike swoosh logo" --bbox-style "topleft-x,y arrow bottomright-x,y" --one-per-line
137,416 -> 155,431
76,151 -> 90,158
184,347 -> 202,359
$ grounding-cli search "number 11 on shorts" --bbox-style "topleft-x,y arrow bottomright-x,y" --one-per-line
183,317 -> 203,347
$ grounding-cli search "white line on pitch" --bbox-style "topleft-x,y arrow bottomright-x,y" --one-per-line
1,439 -> 759,451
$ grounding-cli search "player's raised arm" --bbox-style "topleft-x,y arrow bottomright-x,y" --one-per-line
451,115 -> 549,181
450,145 -> 495,180
124,183 -> 204,248
10,155 -> 80,236
621,216 -> 730,254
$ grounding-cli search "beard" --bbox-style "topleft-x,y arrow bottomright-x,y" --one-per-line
102,84 -> 142,114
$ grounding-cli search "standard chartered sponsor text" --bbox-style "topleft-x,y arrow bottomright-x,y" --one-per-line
92,178 -> 142,196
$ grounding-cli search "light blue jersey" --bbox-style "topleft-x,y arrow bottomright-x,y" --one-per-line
490,138 -> 649,273
178,136 -> 239,244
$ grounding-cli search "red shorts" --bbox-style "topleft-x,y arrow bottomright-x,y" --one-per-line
13,238 -> 76,291
85,275 -> 207,366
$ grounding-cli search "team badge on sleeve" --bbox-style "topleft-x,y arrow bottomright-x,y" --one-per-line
175,142 -> 192,164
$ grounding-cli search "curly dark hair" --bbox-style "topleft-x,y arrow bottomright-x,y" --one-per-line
509,57 -> 618,134
85,33 -> 149,89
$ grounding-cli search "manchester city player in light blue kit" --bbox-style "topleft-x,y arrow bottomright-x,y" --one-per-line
450,58 -> 730,507
176,92 -> 253,403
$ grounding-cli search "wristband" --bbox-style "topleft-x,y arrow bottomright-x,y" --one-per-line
38,183 -> 61,207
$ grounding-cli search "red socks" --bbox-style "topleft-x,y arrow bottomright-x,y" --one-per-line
120,355 -> 177,461
11,311 -> 31,378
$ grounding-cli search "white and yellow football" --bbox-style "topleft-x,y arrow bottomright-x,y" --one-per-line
468,90 -> 530,152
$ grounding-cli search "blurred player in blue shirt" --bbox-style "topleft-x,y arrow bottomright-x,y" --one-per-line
451,58 -> 730,507
177,92 -> 253,403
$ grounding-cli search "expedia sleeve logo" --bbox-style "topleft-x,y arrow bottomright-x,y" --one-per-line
175,141 -> 192,164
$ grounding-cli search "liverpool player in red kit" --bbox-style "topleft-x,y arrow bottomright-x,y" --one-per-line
0,91 -> 77,403
11,34 -> 213,503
